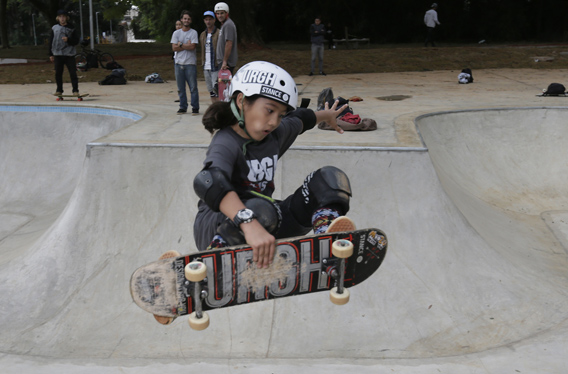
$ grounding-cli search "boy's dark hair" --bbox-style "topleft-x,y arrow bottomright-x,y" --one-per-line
180,10 -> 192,19
202,94 -> 260,134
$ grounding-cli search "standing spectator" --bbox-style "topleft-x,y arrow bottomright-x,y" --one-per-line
200,10 -> 220,103
214,2 -> 238,74
309,16 -> 326,76
172,20 -> 182,61
424,3 -> 441,47
171,10 -> 199,115
48,9 -> 80,96
173,19 -> 183,103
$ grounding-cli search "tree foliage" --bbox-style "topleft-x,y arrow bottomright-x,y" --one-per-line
4,0 -> 568,48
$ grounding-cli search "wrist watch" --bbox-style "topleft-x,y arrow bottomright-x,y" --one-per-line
233,208 -> 256,227
178,42 -> 183,48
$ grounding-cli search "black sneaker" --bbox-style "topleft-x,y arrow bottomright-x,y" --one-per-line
177,109 -> 187,115
192,108 -> 200,116
320,71 -> 327,76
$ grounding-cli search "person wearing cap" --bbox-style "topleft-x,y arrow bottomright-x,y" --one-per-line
424,3 -> 441,47
214,2 -> 238,73
171,10 -> 200,115
192,61 -> 353,269
48,9 -> 80,96
200,11 -> 220,103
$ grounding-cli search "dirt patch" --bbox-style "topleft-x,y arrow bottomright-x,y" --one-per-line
3,43 -> 568,84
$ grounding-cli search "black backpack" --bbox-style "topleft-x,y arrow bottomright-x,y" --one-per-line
98,70 -> 127,85
542,83 -> 566,96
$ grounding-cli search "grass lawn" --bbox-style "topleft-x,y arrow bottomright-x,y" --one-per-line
1,42 -> 568,84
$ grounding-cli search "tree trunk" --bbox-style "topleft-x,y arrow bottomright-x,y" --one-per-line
0,0 -> 9,49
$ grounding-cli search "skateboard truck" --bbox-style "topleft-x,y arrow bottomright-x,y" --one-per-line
326,239 -> 354,305
184,261 -> 210,330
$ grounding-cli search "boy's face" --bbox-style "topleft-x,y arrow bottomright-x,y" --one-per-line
57,14 -> 68,25
235,96 -> 288,142
204,16 -> 215,28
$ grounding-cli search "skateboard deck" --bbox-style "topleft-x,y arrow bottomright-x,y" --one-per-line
54,93 -> 90,101
130,228 -> 387,328
217,69 -> 232,102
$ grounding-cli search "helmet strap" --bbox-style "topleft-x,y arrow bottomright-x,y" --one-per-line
230,98 -> 245,128
230,97 -> 256,154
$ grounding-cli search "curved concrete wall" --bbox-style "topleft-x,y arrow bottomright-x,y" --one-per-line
1,106 -> 568,363
0,106 -> 140,263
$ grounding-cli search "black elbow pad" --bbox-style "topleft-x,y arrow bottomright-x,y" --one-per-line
193,166 -> 235,212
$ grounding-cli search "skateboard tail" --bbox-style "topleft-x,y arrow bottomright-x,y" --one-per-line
130,259 -> 181,317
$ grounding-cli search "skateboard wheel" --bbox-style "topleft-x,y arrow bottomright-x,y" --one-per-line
185,261 -> 207,282
332,239 -> 354,258
56,98 -> 62,101
188,311 -> 210,330
78,98 -> 83,101
330,287 -> 350,305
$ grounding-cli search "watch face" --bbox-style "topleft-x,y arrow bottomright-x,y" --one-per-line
238,209 -> 253,220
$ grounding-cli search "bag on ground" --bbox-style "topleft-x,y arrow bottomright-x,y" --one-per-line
145,73 -> 164,83
99,69 -> 127,85
458,68 -> 474,84
542,83 -> 566,96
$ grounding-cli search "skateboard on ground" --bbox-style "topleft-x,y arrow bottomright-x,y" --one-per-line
130,227 -> 387,330
54,93 -> 90,101
217,69 -> 232,102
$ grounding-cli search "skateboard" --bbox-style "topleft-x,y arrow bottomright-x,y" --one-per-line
130,228 -> 387,330
217,69 -> 232,102
54,93 -> 90,101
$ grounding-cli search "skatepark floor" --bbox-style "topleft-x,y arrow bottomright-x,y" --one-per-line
1,69 -> 568,373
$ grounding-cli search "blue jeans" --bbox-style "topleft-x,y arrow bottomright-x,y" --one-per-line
311,44 -> 324,73
175,64 -> 199,111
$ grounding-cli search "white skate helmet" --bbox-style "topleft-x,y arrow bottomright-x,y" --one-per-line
230,61 -> 298,110
215,2 -> 229,12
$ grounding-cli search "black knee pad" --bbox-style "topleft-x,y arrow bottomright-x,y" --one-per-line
217,196 -> 282,246
245,195 -> 282,234
290,166 -> 352,226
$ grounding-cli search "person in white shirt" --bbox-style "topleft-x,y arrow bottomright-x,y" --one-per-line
171,10 -> 199,115
424,3 -> 441,47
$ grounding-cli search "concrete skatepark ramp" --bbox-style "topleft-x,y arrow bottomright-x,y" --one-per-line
1,104 -> 567,373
